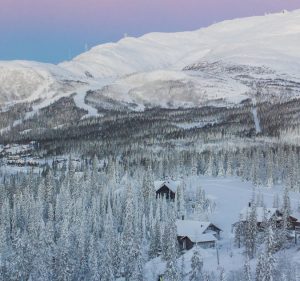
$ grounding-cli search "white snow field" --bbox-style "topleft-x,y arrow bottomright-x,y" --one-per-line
144,175 -> 300,280
1,9 -> 300,109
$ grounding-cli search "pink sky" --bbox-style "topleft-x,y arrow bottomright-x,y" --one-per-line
1,0 -> 299,62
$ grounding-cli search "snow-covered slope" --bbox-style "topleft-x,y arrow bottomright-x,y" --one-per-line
1,9 -> 300,109
62,9 -> 300,78
0,61 -> 83,104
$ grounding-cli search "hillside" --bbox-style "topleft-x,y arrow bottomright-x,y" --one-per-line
0,9 -> 300,109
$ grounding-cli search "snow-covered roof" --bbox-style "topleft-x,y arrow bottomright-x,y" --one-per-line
239,207 -> 279,223
176,220 -> 218,243
188,233 -> 217,243
176,220 -> 218,238
154,180 -> 180,193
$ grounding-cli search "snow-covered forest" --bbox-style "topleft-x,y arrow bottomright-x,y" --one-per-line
0,94 -> 300,281
1,8 -> 300,281
0,143 -> 300,280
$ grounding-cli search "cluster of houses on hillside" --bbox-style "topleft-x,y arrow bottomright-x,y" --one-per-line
155,180 -> 223,250
0,142 -> 39,167
155,179 -> 300,254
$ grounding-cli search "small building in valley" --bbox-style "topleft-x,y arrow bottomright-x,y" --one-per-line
176,220 -> 222,250
155,180 -> 180,200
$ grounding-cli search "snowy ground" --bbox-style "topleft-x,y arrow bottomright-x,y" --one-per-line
145,175 -> 300,280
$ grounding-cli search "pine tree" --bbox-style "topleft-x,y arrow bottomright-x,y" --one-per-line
101,208 -> 115,281
280,186 -> 291,247
165,258 -> 180,281
243,256 -> 252,281
264,227 -> 276,281
190,247 -> 203,281
255,253 -> 265,281
88,235 -> 102,281
245,201 -> 257,259
164,207 -> 180,281
121,184 -> 140,281
205,152 -> 213,177
234,217 -> 244,248
266,151 -> 274,188
131,247 -> 144,281
256,227 -> 276,281
176,183 -> 186,220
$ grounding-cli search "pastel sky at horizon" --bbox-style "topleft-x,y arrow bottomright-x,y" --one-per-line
1,0 -> 299,63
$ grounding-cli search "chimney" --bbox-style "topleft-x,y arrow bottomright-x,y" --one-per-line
248,202 -> 251,207
182,215 -> 185,220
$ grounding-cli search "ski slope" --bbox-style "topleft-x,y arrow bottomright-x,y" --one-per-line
1,9 -> 300,109
252,108 -> 262,134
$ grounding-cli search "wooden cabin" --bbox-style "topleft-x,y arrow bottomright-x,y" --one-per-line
155,180 -> 180,200
176,220 -> 222,250
233,205 -> 300,231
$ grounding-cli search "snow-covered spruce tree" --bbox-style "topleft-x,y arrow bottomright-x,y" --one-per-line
263,227 -> 276,281
255,252 -> 265,281
176,183 -> 186,220
282,186 -> 291,219
161,215 -> 171,260
149,202 -> 162,258
243,256 -> 252,281
111,231 -> 122,278
251,150 -> 260,188
100,203 -> 115,281
205,152 -> 214,177
164,207 -> 180,281
8,229 -> 28,281
88,234 -> 102,281
165,258 -> 180,281
0,198 -> 10,278
256,226 -> 276,281
280,186 -> 291,247
121,183 -> 141,281
226,151 -> 233,177
191,156 -> 198,176
245,200 -> 257,259
30,223 -> 53,281
190,247 -> 203,281
234,220 -> 243,249
217,152 -> 225,177
30,202 -> 56,281
131,196 -> 145,281
266,150 -> 274,188
266,226 -> 276,255
131,246 -> 144,281
142,165 -> 155,216
55,209 -> 75,281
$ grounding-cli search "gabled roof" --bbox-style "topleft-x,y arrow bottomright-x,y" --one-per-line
185,233 -> 217,243
239,207 -> 280,223
154,180 -> 180,193
176,220 -> 220,243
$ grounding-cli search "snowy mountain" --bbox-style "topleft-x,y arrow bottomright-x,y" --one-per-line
1,9 -> 300,110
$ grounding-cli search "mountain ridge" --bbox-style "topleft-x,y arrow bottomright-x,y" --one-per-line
1,9 -> 300,109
